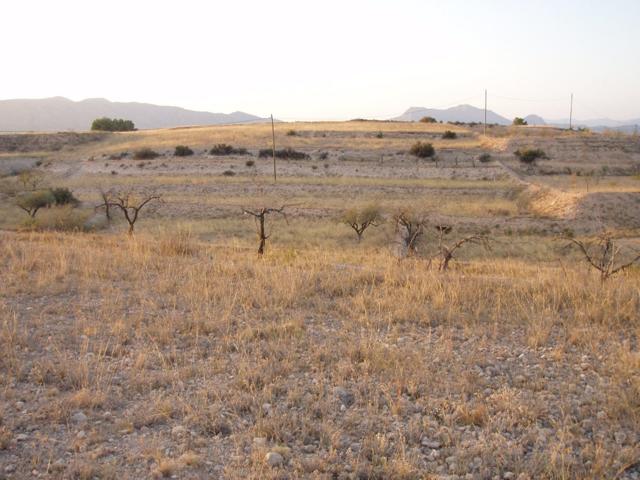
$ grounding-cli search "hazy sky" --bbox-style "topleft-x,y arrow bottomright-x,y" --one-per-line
3,0 -> 639,120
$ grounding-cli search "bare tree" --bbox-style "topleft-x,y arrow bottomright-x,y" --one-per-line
341,205 -> 382,242
432,225 -> 491,271
98,192 -> 161,235
394,211 -> 427,257
96,189 -> 114,222
18,170 -> 45,191
242,206 -> 287,255
564,231 -> 640,281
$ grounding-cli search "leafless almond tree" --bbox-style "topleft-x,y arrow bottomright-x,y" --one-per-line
96,189 -> 114,222
242,206 -> 287,255
564,231 -> 640,281
432,225 -> 491,271
394,211 -> 427,257
97,192 -> 161,235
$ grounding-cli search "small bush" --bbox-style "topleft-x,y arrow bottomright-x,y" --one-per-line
91,117 -> 136,132
318,152 -> 329,160
258,148 -> 310,160
50,187 -> 79,206
513,117 -> 528,126
30,206 -> 93,232
209,144 -> 248,156
515,148 -> 548,164
478,153 -> 492,163
286,130 -> 297,136
133,148 -> 159,160
222,170 -> 236,176
375,132 -> 384,139
442,130 -> 457,139
419,116 -> 437,123
174,145 -> 194,157
245,160 -> 255,167
409,141 -> 435,159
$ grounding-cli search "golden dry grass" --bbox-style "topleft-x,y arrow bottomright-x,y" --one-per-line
1,231 -> 639,478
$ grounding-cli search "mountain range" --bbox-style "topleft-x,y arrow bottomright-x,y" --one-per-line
0,97 -> 638,133
0,97 -> 268,132
394,105 -> 640,132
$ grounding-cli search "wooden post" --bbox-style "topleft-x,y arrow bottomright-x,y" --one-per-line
271,114 -> 276,183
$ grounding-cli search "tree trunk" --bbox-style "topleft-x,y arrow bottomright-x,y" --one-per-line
257,214 -> 266,255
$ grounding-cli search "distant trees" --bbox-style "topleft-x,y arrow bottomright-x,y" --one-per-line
513,117 -> 528,126
419,116 -> 437,123
341,205 -> 382,242
91,117 -> 136,132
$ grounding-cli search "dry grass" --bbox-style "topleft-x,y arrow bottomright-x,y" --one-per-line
1,123 -> 640,478
1,231 -> 639,478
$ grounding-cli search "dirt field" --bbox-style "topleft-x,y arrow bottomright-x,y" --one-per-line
1,122 -> 639,479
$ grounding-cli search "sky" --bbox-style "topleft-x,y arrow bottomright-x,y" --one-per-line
2,0 -> 640,121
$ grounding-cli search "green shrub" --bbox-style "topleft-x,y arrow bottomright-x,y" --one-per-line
375,132 -> 384,139
50,187 -> 79,206
258,148 -> 310,160
91,117 -> 136,132
442,130 -> 457,139
478,153 -> 492,163
513,117 -> 528,126
318,152 -> 329,160
514,148 -> 548,164
133,148 -> 160,160
209,144 -> 248,155
222,170 -> 236,176
174,145 -> 194,157
409,141 -> 435,159
286,130 -> 297,136
419,116 -> 437,123
245,160 -> 255,167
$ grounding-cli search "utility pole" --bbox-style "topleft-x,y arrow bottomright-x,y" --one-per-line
569,93 -> 573,130
271,114 -> 276,183
484,89 -> 487,135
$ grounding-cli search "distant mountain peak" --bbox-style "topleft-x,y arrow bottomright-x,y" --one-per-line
394,104 -> 510,125
0,97 -> 269,132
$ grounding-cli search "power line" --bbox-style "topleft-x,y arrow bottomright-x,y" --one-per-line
491,94 -> 567,103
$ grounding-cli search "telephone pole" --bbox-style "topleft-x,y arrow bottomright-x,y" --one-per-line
483,89 -> 487,135
569,93 -> 573,130
271,114 -> 277,183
